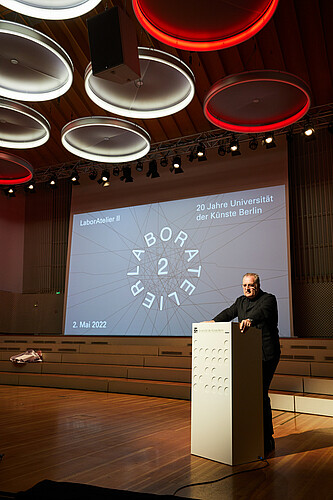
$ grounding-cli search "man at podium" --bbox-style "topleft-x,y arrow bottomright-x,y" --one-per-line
209,272 -> 280,457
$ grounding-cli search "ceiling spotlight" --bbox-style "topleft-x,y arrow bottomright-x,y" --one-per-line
89,169 -> 97,180
4,186 -> 16,197
120,166 -> 133,182
113,166 -> 120,176
263,132 -> 276,149
229,135 -> 240,155
70,169 -> 80,185
196,143 -> 205,158
101,170 -> 110,182
170,165 -> 184,174
218,143 -> 226,156
24,181 -> 36,193
160,156 -> 168,167
146,160 -> 160,178
196,142 -> 207,161
188,150 -> 196,162
286,130 -> 294,143
172,155 -> 181,168
229,135 -> 239,151
98,169 -> 110,187
249,136 -> 258,150
136,161 -> 143,172
303,124 -> 314,136
49,175 -> 58,188
303,119 -> 315,140
264,132 -> 273,143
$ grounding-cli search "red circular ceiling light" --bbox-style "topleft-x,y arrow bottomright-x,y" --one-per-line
132,0 -> 279,51
203,70 -> 311,133
0,151 -> 33,185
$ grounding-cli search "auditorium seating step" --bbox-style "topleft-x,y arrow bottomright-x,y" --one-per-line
0,370 -> 191,399
269,390 -> 333,417
0,335 -> 332,417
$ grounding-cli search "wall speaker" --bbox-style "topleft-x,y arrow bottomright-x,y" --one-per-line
87,6 -> 140,84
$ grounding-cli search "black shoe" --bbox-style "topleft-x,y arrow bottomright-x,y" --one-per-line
264,437 -> 275,457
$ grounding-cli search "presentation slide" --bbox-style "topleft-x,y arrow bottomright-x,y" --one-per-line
64,185 -> 290,336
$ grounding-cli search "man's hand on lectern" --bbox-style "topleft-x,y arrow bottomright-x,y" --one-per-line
240,319 -> 252,333
200,320 -> 215,323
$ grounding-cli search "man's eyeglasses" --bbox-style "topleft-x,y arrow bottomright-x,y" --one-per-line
242,284 -> 257,289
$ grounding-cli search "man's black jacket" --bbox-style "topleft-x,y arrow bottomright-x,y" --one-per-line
213,289 -> 280,361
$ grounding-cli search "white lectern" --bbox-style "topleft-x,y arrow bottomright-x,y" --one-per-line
191,322 -> 263,465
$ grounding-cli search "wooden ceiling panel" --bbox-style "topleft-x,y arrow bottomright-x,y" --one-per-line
217,45 -> 246,77
195,51 -> 226,88
273,0 -> 310,87
294,0 -> 333,106
171,109 -> 197,138
139,118 -> 168,144
320,0 -> 333,85
237,39 -> 265,72
255,19 -> 286,71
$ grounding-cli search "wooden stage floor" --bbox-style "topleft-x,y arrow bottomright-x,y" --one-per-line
0,386 -> 332,499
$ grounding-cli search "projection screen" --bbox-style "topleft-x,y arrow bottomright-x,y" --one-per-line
64,184 -> 290,337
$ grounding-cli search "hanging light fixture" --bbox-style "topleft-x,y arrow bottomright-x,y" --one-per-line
4,186 -> 16,197
0,20 -> 73,102
263,132 -> 276,149
160,156 -> 168,167
97,169 -> 110,187
89,169 -> 98,181
249,136 -> 258,150
188,150 -> 196,162
170,157 -> 184,174
49,175 -> 58,189
229,135 -> 239,153
70,169 -> 80,185
120,166 -> 134,182
24,181 -> 36,193
61,117 -> 150,163
172,155 -> 182,168
132,0 -> 279,51
204,70 -> 311,133
0,151 -> 33,186
303,118 -> 315,138
146,160 -> 160,178
85,47 -> 195,119
264,132 -> 274,144
0,98 -> 50,149
196,143 -> 207,162
218,142 -> 226,156
136,161 -> 143,172
196,143 -> 205,158
0,0 -> 102,20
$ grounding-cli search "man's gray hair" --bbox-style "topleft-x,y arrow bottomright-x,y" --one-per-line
243,273 -> 260,287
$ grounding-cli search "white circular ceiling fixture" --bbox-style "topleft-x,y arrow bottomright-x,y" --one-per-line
84,47 -> 195,119
61,117 -> 151,163
0,20 -> 73,101
0,0 -> 102,20
0,98 -> 50,148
